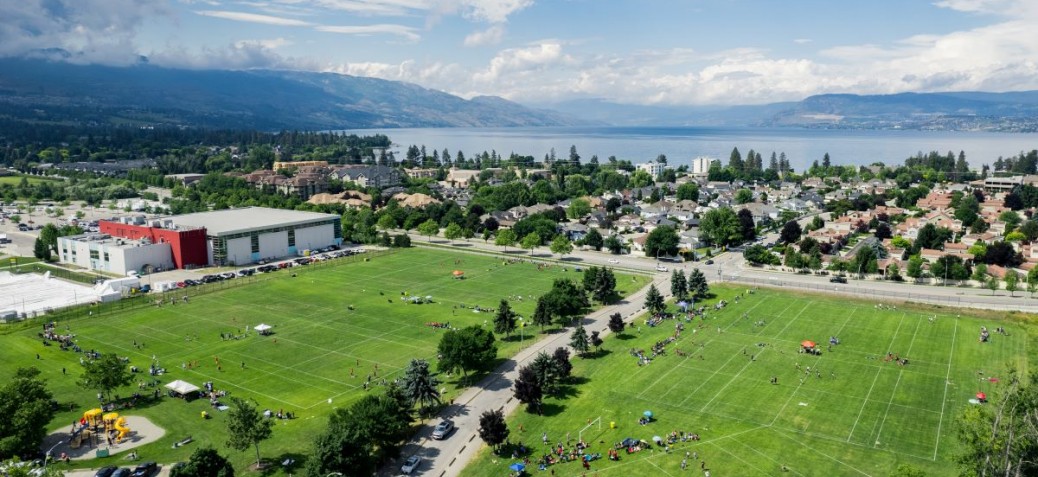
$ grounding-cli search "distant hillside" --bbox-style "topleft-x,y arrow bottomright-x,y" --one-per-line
547,91 -> 1038,132
0,58 -> 584,130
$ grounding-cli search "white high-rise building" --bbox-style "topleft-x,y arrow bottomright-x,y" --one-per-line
690,156 -> 713,176
636,161 -> 668,178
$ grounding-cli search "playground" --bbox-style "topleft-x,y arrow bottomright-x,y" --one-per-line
41,412 -> 165,462
460,284 -> 1033,476
0,248 -> 649,471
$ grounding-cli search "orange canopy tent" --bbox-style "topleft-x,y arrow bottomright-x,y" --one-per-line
801,340 -> 817,348
452,270 -> 464,278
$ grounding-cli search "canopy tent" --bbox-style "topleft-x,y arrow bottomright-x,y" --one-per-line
165,380 -> 201,395
801,340 -> 817,348
976,392 -> 987,400
509,463 -> 525,472
254,324 -> 272,335
451,270 -> 465,279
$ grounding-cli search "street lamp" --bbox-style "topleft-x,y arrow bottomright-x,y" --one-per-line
43,440 -> 63,473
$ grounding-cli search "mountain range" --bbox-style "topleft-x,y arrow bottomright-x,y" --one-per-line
1,57 -> 1037,132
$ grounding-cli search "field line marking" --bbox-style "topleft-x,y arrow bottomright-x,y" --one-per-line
770,300 -> 814,339
641,297 -> 776,400
706,441 -> 771,476
769,306 -> 858,426
846,312 -> 906,442
737,440 -> 808,477
698,347 -> 769,412
873,312 -> 922,446
774,429 -> 871,476
646,459 -> 676,477
933,317 -> 957,460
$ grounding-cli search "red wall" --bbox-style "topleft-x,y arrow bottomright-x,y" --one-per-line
99,221 -> 209,269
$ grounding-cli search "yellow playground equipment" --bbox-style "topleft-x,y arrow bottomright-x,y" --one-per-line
114,417 -> 131,443
83,408 -> 103,427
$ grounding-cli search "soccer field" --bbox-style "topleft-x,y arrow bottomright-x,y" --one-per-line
460,285 -> 1032,476
0,248 -> 649,470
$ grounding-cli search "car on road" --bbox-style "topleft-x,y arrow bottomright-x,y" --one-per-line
705,259 -> 714,265
400,455 -> 422,474
110,468 -> 131,477
431,420 -> 454,439
94,467 -> 117,477
655,265 -> 668,272
829,276 -> 847,284
607,259 -> 619,264
129,462 -> 157,477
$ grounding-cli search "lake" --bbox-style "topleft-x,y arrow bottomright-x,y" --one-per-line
343,126 -> 1038,171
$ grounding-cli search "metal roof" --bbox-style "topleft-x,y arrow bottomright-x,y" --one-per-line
170,207 -> 339,236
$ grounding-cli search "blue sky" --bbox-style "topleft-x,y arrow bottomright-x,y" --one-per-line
5,0 -> 1038,105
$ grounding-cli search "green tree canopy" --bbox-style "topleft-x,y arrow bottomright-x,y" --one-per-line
645,225 -> 680,258
478,409 -> 509,451
225,397 -> 274,467
437,326 -> 497,377
700,208 -> 740,247
78,353 -> 133,400
170,447 -> 235,477
0,368 -> 55,459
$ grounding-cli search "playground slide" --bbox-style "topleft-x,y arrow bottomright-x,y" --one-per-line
114,417 -> 131,442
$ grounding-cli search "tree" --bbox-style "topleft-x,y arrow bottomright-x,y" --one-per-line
32,237 -> 50,261
549,235 -> 573,258
495,228 -> 517,250
437,326 -> 497,378
734,188 -> 754,204
743,244 -> 779,266
676,182 -> 699,201
700,208 -> 739,247
78,353 -> 133,400
688,268 -> 709,299
400,359 -> 440,414
582,266 -> 617,304
417,219 -> 439,240
171,447 -> 235,477
670,269 -> 688,301
607,312 -> 625,335
532,296 -> 553,330
225,397 -> 274,468
529,352 -> 563,397
737,208 -> 756,242
874,223 -> 892,240
478,409 -> 509,451
987,275 -> 1000,295
392,234 -> 411,248
906,256 -> 925,280
513,365 -> 543,413
443,222 -> 464,243
972,263 -> 988,284
377,213 -> 397,231
1005,269 -> 1020,296
644,284 -> 665,315
0,368 -> 54,459
493,299 -> 517,337
885,263 -> 902,281
567,199 -> 592,219
604,235 -> 624,255
590,330 -> 603,351
955,370 -> 1038,476
931,255 -> 970,282
305,391 -> 410,477
570,325 -> 591,357
780,220 -> 802,244
521,232 -> 541,251
583,228 -> 603,251
644,225 -> 680,258
540,279 -> 589,325
552,347 -> 573,380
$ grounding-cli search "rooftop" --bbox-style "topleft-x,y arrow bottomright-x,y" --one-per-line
170,207 -> 340,236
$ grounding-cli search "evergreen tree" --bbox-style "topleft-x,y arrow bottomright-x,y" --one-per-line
532,296 -> 553,330
607,312 -> 625,334
493,299 -> 517,337
400,359 -> 441,414
688,268 -> 709,299
552,347 -> 573,380
670,269 -> 688,301
644,284 -> 665,315
728,147 -> 744,172
513,365 -> 543,413
570,325 -> 591,357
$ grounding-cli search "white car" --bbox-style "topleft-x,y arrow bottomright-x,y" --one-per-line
401,455 -> 422,474
607,259 -> 620,264
655,265 -> 668,272
431,420 -> 454,439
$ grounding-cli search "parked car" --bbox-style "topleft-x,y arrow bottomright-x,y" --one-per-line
829,276 -> 847,284
94,466 -> 117,477
431,420 -> 454,439
705,260 -> 714,265
110,468 -> 131,477
400,455 -> 422,474
608,259 -> 619,264
655,265 -> 668,272
129,462 -> 157,477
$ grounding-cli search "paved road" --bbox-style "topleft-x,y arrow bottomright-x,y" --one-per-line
379,254 -> 669,477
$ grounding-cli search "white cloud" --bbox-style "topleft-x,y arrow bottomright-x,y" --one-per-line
315,24 -> 420,40
194,10 -> 314,26
463,25 -> 504,46
793,38 -> 812,44
474,41 -> 569,83
234,37 -> 293,49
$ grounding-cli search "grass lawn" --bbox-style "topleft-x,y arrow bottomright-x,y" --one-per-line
0,247 -> 649,472
460,285 -> 1033,477
0,175 -> 63,186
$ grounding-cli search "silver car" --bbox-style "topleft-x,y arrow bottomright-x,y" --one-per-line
400,455 -> 422,474
431,420 -> 454,439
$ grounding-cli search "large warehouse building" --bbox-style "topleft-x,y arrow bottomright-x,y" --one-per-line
169,207 -> 343,266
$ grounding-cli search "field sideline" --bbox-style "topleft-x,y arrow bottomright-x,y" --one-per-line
0,247 -> 650,472
460,285 -> 1031,476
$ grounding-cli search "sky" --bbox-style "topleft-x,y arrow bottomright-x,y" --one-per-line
4,0 -> 1038,106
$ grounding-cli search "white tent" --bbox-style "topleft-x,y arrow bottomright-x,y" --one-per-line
165,380 -> 200,395
254,324 -> 272,335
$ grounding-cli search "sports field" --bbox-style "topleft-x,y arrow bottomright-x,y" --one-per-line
0,248 -> 649,471
461,285 -> 1032,476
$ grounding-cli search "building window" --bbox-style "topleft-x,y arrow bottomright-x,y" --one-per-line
103,252 -> 110,262
251,234 -> 259,253
89,250 -> 100,260
288,229 -> 296,247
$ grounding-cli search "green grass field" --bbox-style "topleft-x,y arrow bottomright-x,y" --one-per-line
0,175 -> 63,186
460,285 -> 1033,477
0,248 -> 649,472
